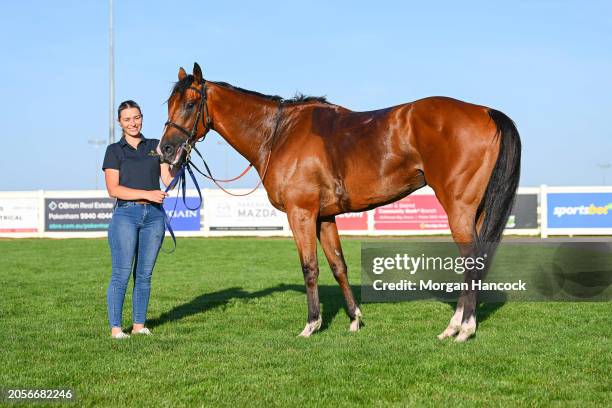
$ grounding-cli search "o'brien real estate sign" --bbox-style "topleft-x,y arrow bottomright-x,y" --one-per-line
361,241 -> 612,302
44,198 -> 114,232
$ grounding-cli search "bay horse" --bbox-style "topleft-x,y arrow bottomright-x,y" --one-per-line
158,63 -> 521,342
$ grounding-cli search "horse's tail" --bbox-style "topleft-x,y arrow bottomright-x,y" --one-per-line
474,109 -> 522,251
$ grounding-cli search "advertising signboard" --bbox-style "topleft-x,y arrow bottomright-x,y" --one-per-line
507,193 -> 538,229
374,195 -> 449,230
163,197 -> 201,231
0,198 -> 38,233
336,212 -> 368,231
547,192 -> 612,229
206,191 -> 286,232
44,198 -> 114,232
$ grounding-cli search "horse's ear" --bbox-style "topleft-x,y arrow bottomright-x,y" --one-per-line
178,67 -> 187,81
193,62 -> 203,82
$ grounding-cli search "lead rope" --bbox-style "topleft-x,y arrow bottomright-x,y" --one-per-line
161,161 -> 203,254
188,148 -> 271,197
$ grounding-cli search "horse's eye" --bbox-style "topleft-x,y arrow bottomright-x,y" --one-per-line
186,102 -> 195,110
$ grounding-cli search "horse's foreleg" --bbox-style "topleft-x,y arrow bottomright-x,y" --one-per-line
317,217 -> 362,332
287,207 -> 322,337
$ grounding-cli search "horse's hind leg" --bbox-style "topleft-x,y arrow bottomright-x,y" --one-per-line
437,295 -> 465,340
317,216 -> 362,332
287,206 -> 322,337
431,182 -> 486,342
435,203 -> 476,341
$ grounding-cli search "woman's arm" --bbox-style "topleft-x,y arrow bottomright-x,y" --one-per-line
160,163 -> 179,189
104,169 -> 167,203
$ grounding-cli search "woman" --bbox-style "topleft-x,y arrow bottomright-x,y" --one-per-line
102,100 -> 175,339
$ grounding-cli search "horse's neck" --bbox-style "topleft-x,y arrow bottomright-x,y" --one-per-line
208,84 -> 279,170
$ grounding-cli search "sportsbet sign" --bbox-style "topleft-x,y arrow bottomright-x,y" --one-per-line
548,192 -> 612,230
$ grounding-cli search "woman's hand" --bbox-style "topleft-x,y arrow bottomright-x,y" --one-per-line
146,190 -> 169,203
160,163 -> 179,189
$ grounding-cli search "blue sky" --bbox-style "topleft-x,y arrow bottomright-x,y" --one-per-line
1,1 -> 611,190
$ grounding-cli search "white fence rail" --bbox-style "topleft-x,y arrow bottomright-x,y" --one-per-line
1,186 -> 611,239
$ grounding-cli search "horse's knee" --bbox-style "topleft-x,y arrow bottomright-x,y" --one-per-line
329,262 -> 347,281
301,262 -> 319,288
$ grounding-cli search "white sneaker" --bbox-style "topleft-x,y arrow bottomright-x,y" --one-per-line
131,327 -> 152,335
111,331 -> 130,339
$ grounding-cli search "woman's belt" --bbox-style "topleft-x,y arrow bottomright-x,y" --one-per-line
116,199 -> 159,205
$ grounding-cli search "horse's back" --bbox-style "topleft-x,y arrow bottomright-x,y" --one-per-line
309,96 -> 492,145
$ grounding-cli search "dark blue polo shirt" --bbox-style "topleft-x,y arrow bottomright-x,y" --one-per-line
102,135 -> 161,191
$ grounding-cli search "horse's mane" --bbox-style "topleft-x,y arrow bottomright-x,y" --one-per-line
170,75 -> 329,105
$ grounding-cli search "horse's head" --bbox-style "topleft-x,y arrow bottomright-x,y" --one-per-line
158,62 -> 211,166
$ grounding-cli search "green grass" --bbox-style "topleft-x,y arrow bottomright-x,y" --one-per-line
1,238 -> 610,407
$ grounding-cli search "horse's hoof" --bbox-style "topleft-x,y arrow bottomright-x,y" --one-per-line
348,307 -> 363,332
454,329 -> 475,342
437,325 -> 460,340
454,319 -> 476,342
298,316 -> 322,337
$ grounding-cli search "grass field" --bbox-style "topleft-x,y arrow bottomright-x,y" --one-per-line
1,238 -> 610,407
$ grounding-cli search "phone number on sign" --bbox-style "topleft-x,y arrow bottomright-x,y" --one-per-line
3,388 -> 74,401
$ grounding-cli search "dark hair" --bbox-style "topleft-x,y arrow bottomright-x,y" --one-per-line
117,100 -> 142,120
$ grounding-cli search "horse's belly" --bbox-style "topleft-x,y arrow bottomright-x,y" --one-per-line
320,171 -> 426,216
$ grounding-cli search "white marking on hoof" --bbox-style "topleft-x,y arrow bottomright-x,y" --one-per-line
437,325 -> 460,340
437,305 -> 463,340
349,307 -> 363,332
298,316 -> 322,337
454,316 -> 476,343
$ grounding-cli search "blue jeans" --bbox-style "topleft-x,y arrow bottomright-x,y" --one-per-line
107,202 -> 165,329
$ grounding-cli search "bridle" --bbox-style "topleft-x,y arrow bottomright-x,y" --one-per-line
163,78 -> 284,194
163,79 -> 212,162
159,79 -> 211,253
160,78 -> 283,251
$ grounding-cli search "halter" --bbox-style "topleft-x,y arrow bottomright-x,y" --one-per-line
164,79 -> 212,161
160,79 -> 210,253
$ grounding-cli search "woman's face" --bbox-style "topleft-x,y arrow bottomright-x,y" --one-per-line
118,107 -> 143,137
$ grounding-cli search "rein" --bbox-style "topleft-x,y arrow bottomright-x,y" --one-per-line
187,100 -> 284,197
